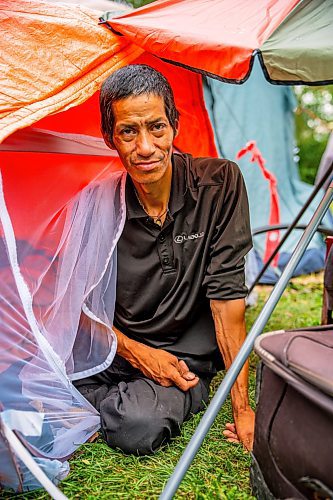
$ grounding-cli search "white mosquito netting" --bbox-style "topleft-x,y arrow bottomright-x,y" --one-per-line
0,128 -> 126,492
0,1 -> 219,494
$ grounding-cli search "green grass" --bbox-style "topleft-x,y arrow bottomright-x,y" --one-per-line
1,274 -> 323,500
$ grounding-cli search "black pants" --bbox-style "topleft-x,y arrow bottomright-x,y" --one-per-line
74,355 -> 211,455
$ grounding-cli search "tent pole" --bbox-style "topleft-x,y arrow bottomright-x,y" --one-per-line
248,162 -> 333,294
252,223 -> 333,238
159,183 -> 333,500
2,420 -> 68,500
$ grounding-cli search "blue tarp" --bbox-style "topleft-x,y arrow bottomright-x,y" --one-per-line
204,57 -> 331,282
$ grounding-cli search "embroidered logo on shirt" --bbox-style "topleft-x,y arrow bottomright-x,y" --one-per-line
174,232 -> 204,244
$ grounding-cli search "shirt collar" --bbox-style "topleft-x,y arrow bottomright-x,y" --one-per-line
125,153 -> 187,220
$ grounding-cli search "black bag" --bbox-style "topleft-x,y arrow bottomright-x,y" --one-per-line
251,326 -> 333,500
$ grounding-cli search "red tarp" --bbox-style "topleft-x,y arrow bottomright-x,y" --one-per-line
110,0 -> 300,82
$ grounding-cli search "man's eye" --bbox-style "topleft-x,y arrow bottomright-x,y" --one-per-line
152,123 -> 166,131
121,128 -> 135,136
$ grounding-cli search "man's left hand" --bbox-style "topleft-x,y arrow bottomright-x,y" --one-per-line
223,406 -> 255,451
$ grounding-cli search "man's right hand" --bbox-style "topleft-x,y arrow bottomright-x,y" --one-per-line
113,325 -> 199,391
135,345 -> 199,391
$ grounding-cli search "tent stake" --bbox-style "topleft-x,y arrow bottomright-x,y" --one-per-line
160,183 -> 333,500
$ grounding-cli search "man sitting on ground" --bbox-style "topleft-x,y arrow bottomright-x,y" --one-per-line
75,64 -> 254,454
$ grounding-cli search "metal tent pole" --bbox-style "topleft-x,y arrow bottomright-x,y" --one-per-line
248,162 -> 333,294
252,223 -> 333,238
159,183 -> 333,500
2,420 -> 68,500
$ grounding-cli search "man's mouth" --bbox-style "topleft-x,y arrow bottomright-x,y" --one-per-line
132,160 -> 161,171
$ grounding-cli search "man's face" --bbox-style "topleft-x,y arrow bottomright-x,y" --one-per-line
112,94 -> 176,185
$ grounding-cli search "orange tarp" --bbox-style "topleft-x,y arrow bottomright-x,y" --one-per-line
0,0 -> 143,142
0,0 -> 217,158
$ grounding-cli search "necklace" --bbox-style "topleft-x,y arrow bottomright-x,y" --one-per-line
134,188 -> 169,227
150,207 -> 169,227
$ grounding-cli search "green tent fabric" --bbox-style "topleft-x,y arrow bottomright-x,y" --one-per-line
260,0 -> 333,84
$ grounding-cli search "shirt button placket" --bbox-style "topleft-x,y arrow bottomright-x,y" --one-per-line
158,231 -> 173,272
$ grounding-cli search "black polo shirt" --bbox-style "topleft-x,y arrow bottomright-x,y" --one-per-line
114,152 -> 252,375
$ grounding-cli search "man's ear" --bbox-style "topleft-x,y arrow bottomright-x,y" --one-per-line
174,119 -> 180,138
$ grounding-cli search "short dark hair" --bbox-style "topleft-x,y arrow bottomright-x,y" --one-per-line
100,64 -> 179,146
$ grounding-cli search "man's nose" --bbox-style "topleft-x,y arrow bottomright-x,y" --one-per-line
136,131 -> 155,157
